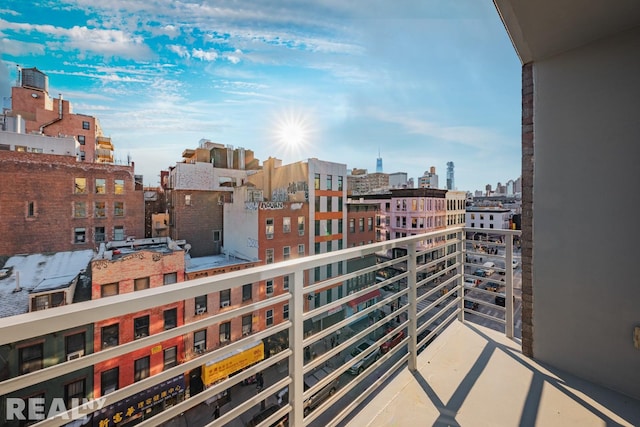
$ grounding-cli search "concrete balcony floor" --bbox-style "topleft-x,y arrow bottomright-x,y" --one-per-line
345,321 -> 640,427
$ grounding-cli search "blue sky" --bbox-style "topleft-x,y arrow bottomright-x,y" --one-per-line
0,0 -> 521,192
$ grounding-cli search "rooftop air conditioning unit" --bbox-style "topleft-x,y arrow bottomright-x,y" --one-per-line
221,301 -> 230,308
67,350 -> 84,361
196,307 -> 206,315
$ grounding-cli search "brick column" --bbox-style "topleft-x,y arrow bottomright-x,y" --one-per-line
521,63 -> 534,357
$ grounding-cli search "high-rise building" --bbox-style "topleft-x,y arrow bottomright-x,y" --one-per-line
418,166 -> 439,189
446,161 -> 455,190
376,149 -> 383,173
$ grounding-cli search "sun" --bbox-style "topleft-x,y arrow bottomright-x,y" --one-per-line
271,108 -> 316,156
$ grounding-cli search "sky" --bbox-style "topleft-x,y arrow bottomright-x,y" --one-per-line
0,0 -> 522,193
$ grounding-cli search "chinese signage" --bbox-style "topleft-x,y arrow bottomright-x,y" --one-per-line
202,341 -> 264,386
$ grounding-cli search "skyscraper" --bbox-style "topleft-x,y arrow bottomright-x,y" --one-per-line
446,161 -> 455,190
376,148 -> 383,173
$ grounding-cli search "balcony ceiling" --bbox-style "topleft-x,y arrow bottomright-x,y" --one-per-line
494,0 -> 640,63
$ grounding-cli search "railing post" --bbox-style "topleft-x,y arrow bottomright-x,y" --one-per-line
458,229 -> 465,323
289,269 -> 305,425
505,232 -> 514,338
407,241 -> 418,372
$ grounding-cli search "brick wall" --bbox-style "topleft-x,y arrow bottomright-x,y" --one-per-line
170,190 -> 226,257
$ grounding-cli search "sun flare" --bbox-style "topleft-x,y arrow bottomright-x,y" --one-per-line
271,109 -> 316,155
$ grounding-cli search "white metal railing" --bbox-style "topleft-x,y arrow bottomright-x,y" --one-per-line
0,227 -> 520,427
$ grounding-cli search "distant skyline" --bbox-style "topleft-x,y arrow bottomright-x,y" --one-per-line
0,1 -> 522,193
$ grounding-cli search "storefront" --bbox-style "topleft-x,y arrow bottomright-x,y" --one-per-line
201,340 -> 264,387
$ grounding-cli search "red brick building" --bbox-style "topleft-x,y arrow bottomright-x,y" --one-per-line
90,238 -> 186,423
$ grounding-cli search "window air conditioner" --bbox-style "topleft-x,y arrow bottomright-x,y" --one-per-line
67,350 -> 84,361
196,307 -> 206,315
194,344 -> 205,353
221,301 -> 230,308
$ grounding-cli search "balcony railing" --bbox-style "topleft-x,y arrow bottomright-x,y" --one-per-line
0,227 -> 520,427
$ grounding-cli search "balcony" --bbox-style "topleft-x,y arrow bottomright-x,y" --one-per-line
0,228 -> 638,427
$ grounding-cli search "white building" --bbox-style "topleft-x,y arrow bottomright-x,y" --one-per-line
465,207 -> 512,231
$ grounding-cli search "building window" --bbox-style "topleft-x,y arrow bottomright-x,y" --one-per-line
113,226 -> 124,241
78,135 -> 85,145
266,218 -> 274,239
298,244 -> 304,256
314,173 -> 320,190
283,246 -> 290,260
164,272 -> 177,285
94,201 -> 106,218
266,309 -> 274,327
220,289 -> 231,307
134,277 -> 150,291
242,315 -> 252,336
195,295 -> 207,314
219,321 -> 231,343
74,178 -> 86,194
368,217 -> 373,231
74,227 -> 86,243
65,379 -> 85,408
65,332 -> 85,360
101,367 -> 118,395
327,240 -> 332,252
314,242 -> 320,254
133,315 -> 149,339
27,201 -> 35,217
327,263 -> 333,277
326,219 -> 333,236
95,179 -> 106,194
266,249 -> 274,264
314,267 -> 320,282
338,197 -> 343,212
284,304 -> 289,320
74,201 -> 86,218
359,218 -> 365,232
326,174 -> 332,190
213,230 -> 221,242
326,288 -> 333,303
338,176 -> 343,191
315,220 -> 320,236
298,216 -> 305,236
242,284 -> 252,301
185,194 -> 191,206
337,219 -> 343,234
101,282 -> 118,298
114,179 -> 124,194
164,346 -> 177,370
82,121 -> 90,130
266,280 -> 274,295
134,356 -> 150,382
164,308 -> 177,330
283,275 -> 290,290
19,343 -> 43,374
114,201 -> 124,217
101,324 -> 119,349
283,217 -> 291,233
94,226 -> 105,243
349,218 -> 355,233
194,330 -> 206,353
315,196 -> 321,212
79,150 -> 86,161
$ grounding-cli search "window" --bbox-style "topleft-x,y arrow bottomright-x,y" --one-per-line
74,178 -> 86,194
133,315 -> 149,339
134,277 -> 150,291
327,263 -> 333,277
315,196 -> 321,212
114,179 -> 124,194
66,332 -> 85,359
326,219 -> 332,235
338,197 -> 343,212
213,230 -> 221,241
315,220 -> 320,236
163,272 -> 177,285
220,289 -> 231,307
95,179 -> 106,194
283,246 -> 290,260
185,194 -> 191,205
79,150 -> 86,161
114,201 -> 124,216
101,324 -> 118,349
326,174 -> 332,190
314,173 -> 320,190
65,379 -> 85,408
164,346 -> 177,370
195,295 -> 207,314
219,321 -> 231,342
101,367 -> 118,395
94,201 -> 106,218
368,217 -> 373,231
95,226 -> 105,243
327,196 -> 333,212
266,280 -> 274,295
113,226 -> 124,241
242,315 -> 252,336
359,218 -> 365,232
314,267 -> 320,282
298,244 -> 304,256
74,201 -> 86,218
266,309 -> 274,327
78,135 -> 85,145
19,343 -> 43,374
266,249 -> 274,264
134,356 -> 150,382
194,330 -> 206,352
242,284 -> 252,301
283,275 -> 290,291
338,176 -> 343,191
349,218 -> 355,233
164,308 -> 177,330
314,242 -> 320,254
284,304 -> 289,320
327,240 -> 332,252
283,217 -> 291,233
298,216 -> 305,236
74,227 -> 86,243
101,282 -> 118,297
326,288 -> 333,303
82,121 -> 90,130
266,218 -> 274,239
27,201 -> 35,217
32,292 -> 64,311
338,219 -> 343,233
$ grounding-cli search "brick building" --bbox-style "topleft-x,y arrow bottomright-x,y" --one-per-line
0,148 -> 144,256
90,238 -> 186,424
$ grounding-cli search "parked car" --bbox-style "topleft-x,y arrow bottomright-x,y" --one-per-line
277,366 -> 339,416
246,404 -> 288,427
345,340 -> 380,375
417,328 -> 437,354
464,300 -> 479,310
473,269 -> 487,277
495,294 -> 506,306
380,330 -> 406,354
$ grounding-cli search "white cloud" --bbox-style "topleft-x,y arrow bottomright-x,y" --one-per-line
167,44 -> 190,58
192,48 -> 218,61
